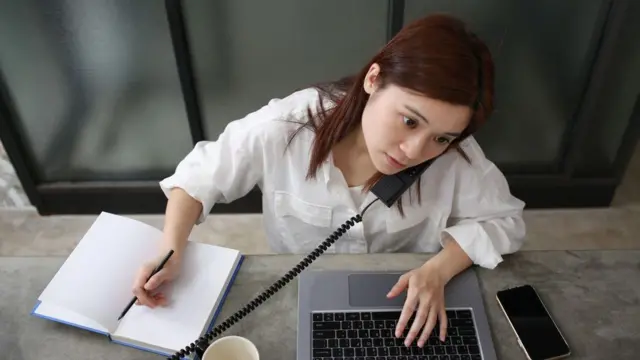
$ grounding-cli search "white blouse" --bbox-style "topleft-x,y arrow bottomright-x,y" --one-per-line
159,88 -> 526,269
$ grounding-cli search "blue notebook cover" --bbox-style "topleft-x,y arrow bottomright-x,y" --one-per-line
32,254 -> 245,359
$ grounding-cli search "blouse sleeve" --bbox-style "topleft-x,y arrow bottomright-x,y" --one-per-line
441,142 -> 527,269
159,89 -> 315,224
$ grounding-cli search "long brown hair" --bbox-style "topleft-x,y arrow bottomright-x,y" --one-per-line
288,14 -> 495,214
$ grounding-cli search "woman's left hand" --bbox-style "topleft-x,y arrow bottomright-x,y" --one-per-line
386,261 -> 447,347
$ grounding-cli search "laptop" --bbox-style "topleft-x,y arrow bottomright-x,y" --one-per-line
296,268 -> 497,360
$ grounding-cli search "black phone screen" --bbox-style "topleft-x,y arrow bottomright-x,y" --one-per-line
497,285 -> 570,360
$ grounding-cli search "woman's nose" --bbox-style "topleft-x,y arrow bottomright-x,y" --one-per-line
400,136 -> 427,161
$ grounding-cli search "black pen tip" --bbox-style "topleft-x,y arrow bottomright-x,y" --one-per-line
117,314 -> 123,321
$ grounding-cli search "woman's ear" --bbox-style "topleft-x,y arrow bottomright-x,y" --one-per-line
363,63 -> 381,94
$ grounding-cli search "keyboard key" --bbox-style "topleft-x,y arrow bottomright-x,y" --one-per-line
312,330 -> 334,339
468,345 -> 480,354
361,312 -> 372,320
350,338 -> 361,347
347,330 -> 358,338
364,321 -> 374,329
323,313 -> 334,321
451,319 -> 474,327
372,311 -> 401,320
342,321 -> 352,330
452,336 -> 463,345
446,310 -> 457,319
312,348 -> 331,357
328,339 -> 338,347
313,321 -> 340,330
312,313 -> 323,321
312,339 -> 326,348
457,310 -> 472,318
457,345 -> 468,354
346,312 -> 360,320
463,336 -> 477,345
334,313 -> 345,321
458,327 -> 475,336
332,348 -> 343,357
339,339 -> 349,347
344,348 -> 355,356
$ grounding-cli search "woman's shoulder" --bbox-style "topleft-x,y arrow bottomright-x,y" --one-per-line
240,87 -> 331,129
219,87 -> 329,144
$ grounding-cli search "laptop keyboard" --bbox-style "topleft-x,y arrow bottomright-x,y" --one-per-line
311,309 -> 482,360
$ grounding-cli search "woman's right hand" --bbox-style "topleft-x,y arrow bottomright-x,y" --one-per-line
132,250 -> 182,308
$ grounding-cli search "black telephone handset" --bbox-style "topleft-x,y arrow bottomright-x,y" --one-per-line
167,160 -> 435,360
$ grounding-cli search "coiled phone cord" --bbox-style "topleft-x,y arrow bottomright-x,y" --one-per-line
167,198 -> 380,360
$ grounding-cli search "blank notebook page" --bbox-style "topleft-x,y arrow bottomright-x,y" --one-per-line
113,242 -> 240,352
38,212 -> 162,333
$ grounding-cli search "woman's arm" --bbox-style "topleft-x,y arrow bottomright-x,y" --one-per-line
159,187 -> 203,260
422,233 -> 473,283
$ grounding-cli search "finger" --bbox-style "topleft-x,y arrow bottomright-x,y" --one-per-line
406,302 -> 429,347
133,285 -> 157,308
133,266 -> 153,290
421,305 -> 439,346
153,293 -> 168,306
417,306 -> 434,347
439,306 -> 448,342
395,288 -> 418,338
387,274 -> 409,298
144,269 -> 167,291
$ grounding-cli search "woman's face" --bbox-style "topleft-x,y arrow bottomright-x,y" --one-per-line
361,64 -> 472,175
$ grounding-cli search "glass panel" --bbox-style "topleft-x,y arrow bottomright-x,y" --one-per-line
404,0 -> 607,170
184,0 -> 389,140
0,0 -> 193,181
575,1 -> 640,175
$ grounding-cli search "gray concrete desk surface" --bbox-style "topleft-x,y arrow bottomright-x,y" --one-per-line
1,251 -> 639,359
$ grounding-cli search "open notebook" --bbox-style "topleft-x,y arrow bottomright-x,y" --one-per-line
31,212 -> 244,358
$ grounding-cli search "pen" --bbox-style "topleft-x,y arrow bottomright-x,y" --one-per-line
117,249 -> 174,321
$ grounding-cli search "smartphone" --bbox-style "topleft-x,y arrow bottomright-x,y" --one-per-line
496,284 -> 571,360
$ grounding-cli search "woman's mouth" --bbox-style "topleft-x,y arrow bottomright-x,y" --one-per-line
385,153 -> 406,169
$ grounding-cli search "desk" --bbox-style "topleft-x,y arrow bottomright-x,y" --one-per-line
2,251 -> 639,359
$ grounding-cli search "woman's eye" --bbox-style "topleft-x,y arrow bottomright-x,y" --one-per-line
403,116 -> 418,128
436,137 -> 451,144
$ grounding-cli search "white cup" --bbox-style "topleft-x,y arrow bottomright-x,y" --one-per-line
201,335 -> 259,360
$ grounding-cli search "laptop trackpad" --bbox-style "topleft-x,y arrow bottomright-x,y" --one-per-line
348,273 -> 406,307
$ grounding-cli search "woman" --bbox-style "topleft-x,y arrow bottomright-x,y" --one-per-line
132,14 -> 526,348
